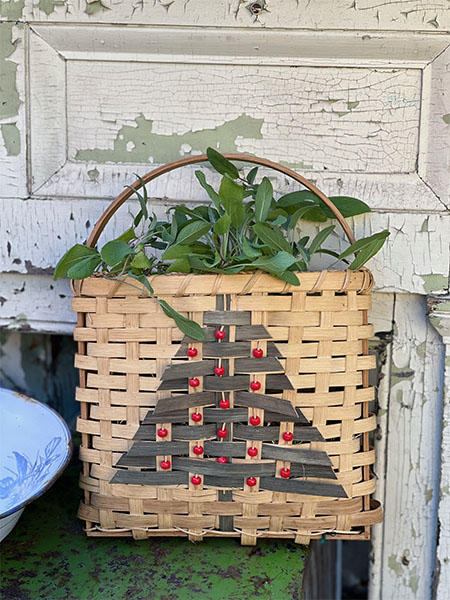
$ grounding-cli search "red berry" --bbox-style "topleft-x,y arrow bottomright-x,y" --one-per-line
187,347 -> 198,358
157,428 -> 168,438
215,330 -> 226,340
253,348 -> 263,358
280,468 -> 291,479
214,366 -> 225,376
247,447 -> 258,457
189,378 -> 200,388
250,416 -> 261,426
160,460 -> 171,470
191,475 -> 202,486
217,428 -> 228,438
246,477 -> 257,487
250,381 -> 261,391
191,412 -> 202,422
193,445 -> 204,455
219,398 -> 230,409
282,431 -> 294,442
217,456 -> 227,464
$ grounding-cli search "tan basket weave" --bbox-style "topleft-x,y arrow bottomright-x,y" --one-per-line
74,154 -> 382,545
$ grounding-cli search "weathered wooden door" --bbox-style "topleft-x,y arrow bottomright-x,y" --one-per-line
1,2 -> 449,598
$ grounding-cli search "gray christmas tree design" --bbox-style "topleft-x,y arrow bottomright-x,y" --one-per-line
112,307 -> 346,500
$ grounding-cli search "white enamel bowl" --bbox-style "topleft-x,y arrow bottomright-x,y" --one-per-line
0,388 -> 72,541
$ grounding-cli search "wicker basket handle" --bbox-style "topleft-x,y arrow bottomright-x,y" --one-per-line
87,154 -> 356,247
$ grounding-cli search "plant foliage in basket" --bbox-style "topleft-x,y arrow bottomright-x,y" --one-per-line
54,148 -> 389,341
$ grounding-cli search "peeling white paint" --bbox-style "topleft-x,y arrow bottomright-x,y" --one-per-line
1,3 -> 449,598
20,0 -> 450,32
371,294 -> 444,599
0,23 -> 27,198
428,298 -> 450,600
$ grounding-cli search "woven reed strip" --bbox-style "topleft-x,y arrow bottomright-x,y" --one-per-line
223,293 -> 238,533
297,289 -> 334,544
338,291 -> 362,534
187,301 -> 205,542
155,325 -> 175,535
122,309 -> 147,540
76,307 -> 92,531
93,297 -> 115,531
361,302 -> 371,519
239,291 -> 267,545
281,290 -> 307,543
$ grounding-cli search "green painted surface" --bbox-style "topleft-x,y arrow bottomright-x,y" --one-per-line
431,300 -> 450,313
0,22 -> 21,121
0,448 -> 307,600
84,0 -> 110,15
442,114 -> 450,125
1,122 -> 20,156
388,554 -> 402,576
37,0 -> 66,16
75,114 -> 264,164
420,217 -> 429,232
0,0 -> 25,19
390,361 -> 415,388
421,274 -> 448,294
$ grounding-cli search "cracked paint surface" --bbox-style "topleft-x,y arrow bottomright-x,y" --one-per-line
0,452 -> 307,599
428,302 -> 450,600
75,114 -> 263,164
380,294 -> 444,599
0,21 -> 26,196
24,0 -> 450,31
68,63 -> 421,172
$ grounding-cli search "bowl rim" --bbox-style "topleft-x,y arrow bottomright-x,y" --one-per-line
0,388 -> 73,518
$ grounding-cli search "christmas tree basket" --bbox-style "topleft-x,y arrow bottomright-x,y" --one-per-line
73,154 -> 382,544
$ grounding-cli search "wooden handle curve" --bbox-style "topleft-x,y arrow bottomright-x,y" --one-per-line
87,154 -> 356,247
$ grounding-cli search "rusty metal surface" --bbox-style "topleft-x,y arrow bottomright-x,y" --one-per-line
0,446 -> 307,600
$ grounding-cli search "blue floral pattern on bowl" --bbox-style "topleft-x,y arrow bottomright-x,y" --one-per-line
0,437 -> 63,513
0,388 -> 72,519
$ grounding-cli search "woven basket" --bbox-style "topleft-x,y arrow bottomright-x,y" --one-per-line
74,154 -> 382,545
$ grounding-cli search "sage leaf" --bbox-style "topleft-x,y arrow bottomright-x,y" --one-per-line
195,171 -> 221,210
54,244 -> 100,279
347,231 -> 390,269
337,230 -> 390,270
162,244 -> 193,260
253,222 -> 292,254
309,225 -> 336,255
206,147 -> 239,179
159,299 -> 205,341
101,240 -> 134,267
213,212 -> 232,235
131,250 -> 152,269
219,175 -> 245,228
277,270 -> 301,286
254,177 -> 273,222
247,167 -> 259,185
117,228 -> 135,243
176,221 -> 211,245
243,237 -> 261,259
251,251 -> 297,273
66,255 -> 101,279
323,196 -> 371,219
167,258 -> 191,273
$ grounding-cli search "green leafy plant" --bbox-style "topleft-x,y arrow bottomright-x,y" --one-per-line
54,148 -> 389,340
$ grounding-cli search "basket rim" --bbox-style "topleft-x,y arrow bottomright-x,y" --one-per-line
72,268 -> 374,297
